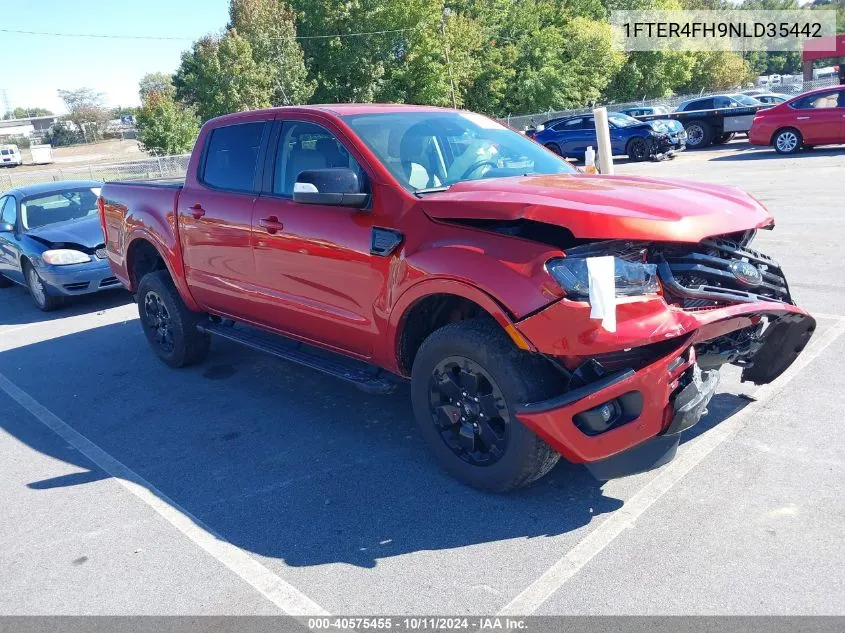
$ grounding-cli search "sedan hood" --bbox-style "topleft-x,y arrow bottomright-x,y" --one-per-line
421,174 -> 773,243
26,216 -> 104,249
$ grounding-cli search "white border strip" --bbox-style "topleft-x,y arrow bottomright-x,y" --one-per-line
0,372 -> 329,617
499,317 -> 845,615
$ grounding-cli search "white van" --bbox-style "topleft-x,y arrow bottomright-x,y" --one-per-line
0,144 -> 23,167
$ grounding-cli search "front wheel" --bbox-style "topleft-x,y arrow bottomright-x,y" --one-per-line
626,137 -> 649,162
24,263 -> 62,311
411,320 -> 562,492
137,270 -> 210,368
773,128 -> 802,154
683,120 -> 712,149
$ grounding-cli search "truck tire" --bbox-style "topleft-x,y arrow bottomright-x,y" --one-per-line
137,270 -> 210,368
713,132 -> 735,145
683,120 -> 712,149
411,319 -> 562,491
773,128 -> 802,155
24,261 -> 62,311
626,137 -> 649,162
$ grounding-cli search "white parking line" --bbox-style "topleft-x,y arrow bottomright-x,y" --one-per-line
499,316 -> 845,616
0,371 -> 330,617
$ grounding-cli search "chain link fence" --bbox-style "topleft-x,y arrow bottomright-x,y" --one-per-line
0,153 -> 191,190
501,77 -> 840,131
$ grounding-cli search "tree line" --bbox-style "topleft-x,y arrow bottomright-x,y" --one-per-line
133,0 -> 845,153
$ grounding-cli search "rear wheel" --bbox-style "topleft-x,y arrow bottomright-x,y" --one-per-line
713,132 -> 736,145
683,120 -> 712,149
773,128 -> 802,155
24,262 -> 62,311
626,137 -> 649,162
411,319 -> 562,492
137,270 -> 209,368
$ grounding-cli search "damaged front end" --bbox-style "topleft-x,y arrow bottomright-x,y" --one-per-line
513,233 -> 815,479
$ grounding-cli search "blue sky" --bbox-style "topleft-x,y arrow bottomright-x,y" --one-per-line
0,0 -> 230,114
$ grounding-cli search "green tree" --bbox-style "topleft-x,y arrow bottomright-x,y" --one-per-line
229,0 -> 314,105
681,51 -> 755,93
57,87 -> 110,142
139,72 -> 176,102
2,107 -> 53,120
136,91 -> 201,155
174,29 -> 273,121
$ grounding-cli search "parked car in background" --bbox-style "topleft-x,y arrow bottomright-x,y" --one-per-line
533,112 -> 685,161
636,93 -> 767,148
0,180 -> 122,311
749,86 -> 845,154
618,105 -> 669,117
0,144 -> 23,167
750,93 -> 788,106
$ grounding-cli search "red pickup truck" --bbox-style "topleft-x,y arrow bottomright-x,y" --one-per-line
100,105 -> 815,491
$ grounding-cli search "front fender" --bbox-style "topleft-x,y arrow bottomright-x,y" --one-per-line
383,277 -> 540,375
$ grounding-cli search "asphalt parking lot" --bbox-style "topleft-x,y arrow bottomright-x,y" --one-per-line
1,140 -> 844,616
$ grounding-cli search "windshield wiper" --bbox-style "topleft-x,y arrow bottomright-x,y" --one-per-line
414,185 -> 451,197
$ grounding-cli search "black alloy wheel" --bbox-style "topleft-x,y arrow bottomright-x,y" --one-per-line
143,290 -> 175,354
429,356 -> 509,467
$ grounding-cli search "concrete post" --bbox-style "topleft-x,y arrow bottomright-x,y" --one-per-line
593,107 -> 614,175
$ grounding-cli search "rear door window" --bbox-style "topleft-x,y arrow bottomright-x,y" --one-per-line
202,122 -> 266,192
792,91 -> 841,110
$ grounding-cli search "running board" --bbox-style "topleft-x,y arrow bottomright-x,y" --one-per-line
197,321 -> 398,394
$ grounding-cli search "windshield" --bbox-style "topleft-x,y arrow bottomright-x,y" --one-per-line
731,94 -> 762,106
21,187 -> 101,230
342,111 -> 576,192
608,113 -> 640,127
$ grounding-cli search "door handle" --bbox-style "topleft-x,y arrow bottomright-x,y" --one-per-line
796,116 -> 810,120
259,216 -> 284,234
190,203 -> 206,219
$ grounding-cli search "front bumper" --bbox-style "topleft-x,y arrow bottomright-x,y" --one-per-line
35,258 -> 123,296
514,298 -> 815,473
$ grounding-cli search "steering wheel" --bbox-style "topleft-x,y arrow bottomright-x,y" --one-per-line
460,159 -> 499,181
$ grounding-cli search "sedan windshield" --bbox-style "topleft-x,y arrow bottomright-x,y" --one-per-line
731,94 -> 763,106
608,113 -> 641,127
342,111 -> 576,192
21,187 -> 101,230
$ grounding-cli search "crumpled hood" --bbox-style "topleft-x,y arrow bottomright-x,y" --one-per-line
421,174 -> 773,243
646,119 -> 684,134
26,216 -> 104,249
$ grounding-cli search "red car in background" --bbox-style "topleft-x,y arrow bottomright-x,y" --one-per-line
749,85 -> 845,154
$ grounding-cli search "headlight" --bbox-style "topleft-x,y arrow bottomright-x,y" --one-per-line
41,249 -> 91,265
547,256 -> 659,300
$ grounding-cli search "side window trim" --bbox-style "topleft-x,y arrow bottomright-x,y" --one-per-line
197,120 -> 272,194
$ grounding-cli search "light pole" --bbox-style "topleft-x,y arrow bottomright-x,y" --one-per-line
441,7 -> 458,109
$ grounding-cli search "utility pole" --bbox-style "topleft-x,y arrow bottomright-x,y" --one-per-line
441,8 -> 458,109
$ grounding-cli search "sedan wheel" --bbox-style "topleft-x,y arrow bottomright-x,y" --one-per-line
25,264 -> 61,311
774,129 -> 801,154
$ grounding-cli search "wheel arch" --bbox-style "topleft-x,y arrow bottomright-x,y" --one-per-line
125,233 -> 201,311
388,279 -> 536,377
770,126 -> 802,147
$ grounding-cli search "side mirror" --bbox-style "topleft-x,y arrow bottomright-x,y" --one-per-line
293,168 -> 369,209
0,222 -> 14,233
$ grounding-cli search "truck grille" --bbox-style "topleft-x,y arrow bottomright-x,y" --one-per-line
656,238 -> 792,308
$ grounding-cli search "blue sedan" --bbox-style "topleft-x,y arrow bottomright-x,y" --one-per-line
0,180 -> 122,311
533,112 -> 686,162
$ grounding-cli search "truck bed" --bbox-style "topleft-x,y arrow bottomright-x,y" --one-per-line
104,177 -> 185,189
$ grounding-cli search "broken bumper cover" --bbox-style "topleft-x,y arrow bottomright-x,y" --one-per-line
514,298 -> 815,477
